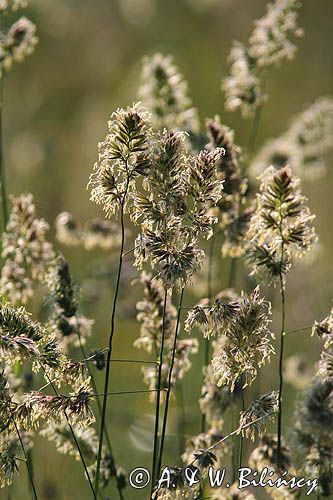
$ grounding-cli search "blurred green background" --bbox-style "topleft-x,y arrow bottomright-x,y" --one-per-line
3,0 -> 333,498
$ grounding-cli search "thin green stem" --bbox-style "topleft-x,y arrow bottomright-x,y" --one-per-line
0,78 -> 8,232
171,413 -> 277,498
94,200 -> 126,494
157,288 -> 185,474
13,422 -> 38,500
122,246 -> 135,258
208,413 -> 276,452
108,358 -> 158,365
284,324 -> 312,336
93,389 -> 165,397
178,412 -> 277,473
151,289 -> 168,497
277,265 -> 286,468
207,236 -> 214,301
228,256 -> 239,481
78,341 -> 125,500
26,449 -> 35,500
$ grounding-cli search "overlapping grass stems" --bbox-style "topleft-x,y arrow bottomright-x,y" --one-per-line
0,0 -> 333,499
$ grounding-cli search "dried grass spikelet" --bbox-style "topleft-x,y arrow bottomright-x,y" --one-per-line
88,103 -> 153,219
250,98 -> 333,180
211,286 -> 274,391
313,304 -> 333,383
17,381 -> 94,430
152,466 -> 200,499
248,0 -> 303,67
312,305 -> 333,349
0,16 -> 38,76
249,434 -> 298,500
239,391 -> 278,440
55,212 -> 81,247
139,52 -> 199,135
89,456 -> 126,491
55,211 -> 126,251
133,130 -> 224,288
82,218 -> 123,250
182,428 -> 228,469
292,379 -> 333,497
0,334 -> 40,365
45,254 -> 93,350
135,271 -> 176,353
0,371 -> 12,431
199,365 -> 234,429
43,421 -> 125,491
41,422 -> 98,462
0,193 -> 55,304
0,0 -> 28,11
0,303 -> 58,368
0,433 -> 19,488
245,166 -> 316,283
206,116 -> 251,257
223,41 -> 265,118
185,295 -> 240,339
222,0 -> 302,117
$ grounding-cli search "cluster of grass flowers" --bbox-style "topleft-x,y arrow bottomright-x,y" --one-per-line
0,0 -> 332,499
223,0 -> 303,118
0,1 -> 37,78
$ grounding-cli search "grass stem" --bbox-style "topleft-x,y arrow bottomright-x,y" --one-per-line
277,265 -> 286,468
13,422 -> 38,500
79,340 -> 125,500
94,199 -> 126,494
151,289 -> 168,497
157,288 -> 185,473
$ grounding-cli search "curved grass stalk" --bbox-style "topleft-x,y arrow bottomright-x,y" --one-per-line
157,288 -> 185,474
284,324 -> 312,336
198,236 -> 216,499
26,449 -> 35,500
94,200 -> 126,494
13,421 -> 38,500
277,254 -> 286,468
78,340 -> 125,500
151,289 -> 168,497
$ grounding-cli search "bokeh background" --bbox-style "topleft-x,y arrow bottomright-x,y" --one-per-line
4,0 -> 333,498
